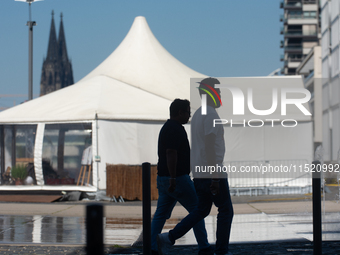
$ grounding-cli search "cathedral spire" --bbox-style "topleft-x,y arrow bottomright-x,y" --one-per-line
46,10 -> 58,62
58,12 -> 68,63
40,11 -> 74,96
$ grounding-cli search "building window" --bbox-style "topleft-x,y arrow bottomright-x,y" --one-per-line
288,11 -> 302,19
303,11 -> 317,18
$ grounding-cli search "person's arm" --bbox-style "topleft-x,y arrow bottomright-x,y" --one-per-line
166,149 -> 177,192
205,133 -> 220,195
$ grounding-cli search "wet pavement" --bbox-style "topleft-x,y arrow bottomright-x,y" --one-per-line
0,241 -> 340,254
0,212 -> 339,254
0,197 -> 338,254
0,215 -> 85,245
1,211 -> 340,245
0,215 -> 142,245
105,213 -> 340,245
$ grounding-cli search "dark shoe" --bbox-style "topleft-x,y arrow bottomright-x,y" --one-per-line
198,246 -> 214,255
157,232 -> 173,255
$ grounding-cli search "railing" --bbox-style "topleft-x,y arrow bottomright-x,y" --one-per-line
281,0 -> 315,8
285,58 -> 303,67
287,14 -> 317,19
285,45 -> 303,50
303,0 -> 317,4
284,30 -> 317,36
285,30 -> 303,35
227,159 -> 312,195
285,1 -> 302,7
288,56 -> 303,62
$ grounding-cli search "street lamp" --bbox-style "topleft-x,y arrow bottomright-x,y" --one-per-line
15,0 -> 43,101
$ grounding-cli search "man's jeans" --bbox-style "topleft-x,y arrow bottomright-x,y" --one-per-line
169,178 -> 234,255
151,175 -> 210,251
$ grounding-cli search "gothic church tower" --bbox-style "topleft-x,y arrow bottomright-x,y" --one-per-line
40,11 -> 74,96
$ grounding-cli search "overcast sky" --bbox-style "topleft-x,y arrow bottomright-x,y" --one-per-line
0,0 -> 282,109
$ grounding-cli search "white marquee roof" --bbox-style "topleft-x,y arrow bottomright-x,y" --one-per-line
0,16 -> 205,123
81,16 -> 206,100
0,76 -> 172,123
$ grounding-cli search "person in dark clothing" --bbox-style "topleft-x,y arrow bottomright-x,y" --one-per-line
157,79 -> 234,255
151,99 -> 213,255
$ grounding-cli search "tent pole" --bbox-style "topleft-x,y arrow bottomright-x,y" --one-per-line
0,126 -> 4,184
57,129 -> 65,175
95,114 -> 99,189
12,126 -> 16,168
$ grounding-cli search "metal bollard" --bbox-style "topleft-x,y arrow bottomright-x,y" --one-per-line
86,203 -> 104,255
312,161 -> 322,255
142,162 -> 152,255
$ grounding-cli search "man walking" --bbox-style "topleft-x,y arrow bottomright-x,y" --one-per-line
151,99 -> 213,255
157,78 -> 234,255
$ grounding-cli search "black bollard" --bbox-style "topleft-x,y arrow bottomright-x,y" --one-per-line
86,203 -> 104,255
312,161 -> 322,255
142,162 -> 152,255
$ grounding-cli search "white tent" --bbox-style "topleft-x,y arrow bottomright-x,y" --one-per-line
0,17 -> 313,194
0,16 -> 205,192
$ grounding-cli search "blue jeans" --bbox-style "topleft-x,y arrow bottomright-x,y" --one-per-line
151,175 -> 210,251
169,178 -> 234,255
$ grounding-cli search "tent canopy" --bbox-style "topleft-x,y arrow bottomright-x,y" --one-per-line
0,16 -> 206,124
0,76 -> 172,123
81,16 -> 205,101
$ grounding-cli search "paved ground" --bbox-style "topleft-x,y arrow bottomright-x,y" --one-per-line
109,241 -> 340,254
0,241 -> 340,255
1,196 -> 340,218
0,188 -> 339,254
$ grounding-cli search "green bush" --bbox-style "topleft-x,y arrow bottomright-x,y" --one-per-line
11,165 -> 28,180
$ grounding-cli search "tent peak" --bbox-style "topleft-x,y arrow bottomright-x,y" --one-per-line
130,16 -> 148,28
129,16 -> 152,34
80,16 -> 205,100
134,16 -> 146,20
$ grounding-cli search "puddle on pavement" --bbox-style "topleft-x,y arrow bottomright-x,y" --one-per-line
0,215 -> 142,245
0,213 -> 339,245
